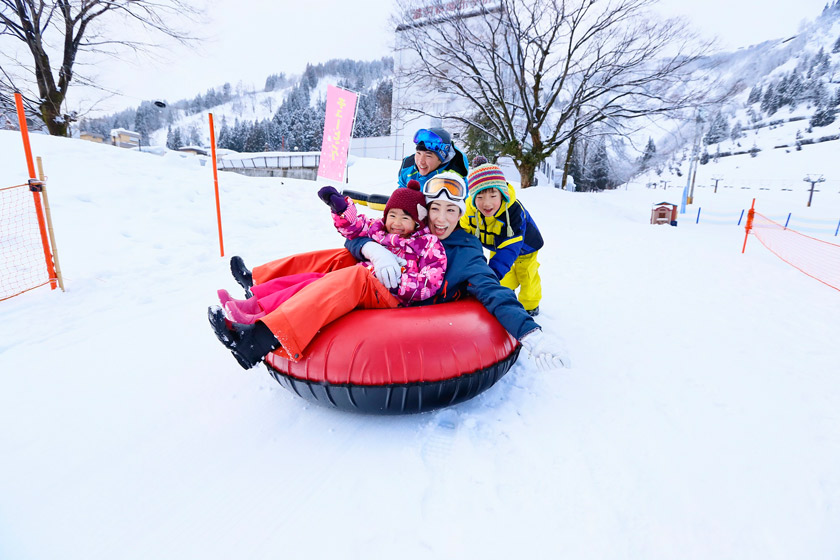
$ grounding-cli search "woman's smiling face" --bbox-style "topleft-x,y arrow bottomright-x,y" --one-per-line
427,200 -> 461,239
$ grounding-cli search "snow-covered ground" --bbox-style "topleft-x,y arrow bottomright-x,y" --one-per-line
1,130 -> 840,559
641,135 -> 840,236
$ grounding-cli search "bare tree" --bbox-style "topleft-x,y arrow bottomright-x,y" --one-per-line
0,0 -> 202,136
393,0 -> 717,188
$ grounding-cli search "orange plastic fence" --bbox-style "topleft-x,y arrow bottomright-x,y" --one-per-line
748,211 -> 840,292
0,183 -> 51,301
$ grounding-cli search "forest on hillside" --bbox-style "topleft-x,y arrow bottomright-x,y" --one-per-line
78,58 -> 393,152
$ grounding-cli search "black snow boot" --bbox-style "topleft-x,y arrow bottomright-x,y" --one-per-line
526,306 -> 540,317
207,306 -> 280,370
230,256 -> 253,297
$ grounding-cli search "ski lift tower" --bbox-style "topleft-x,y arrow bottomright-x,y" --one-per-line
803,174 -> 825,207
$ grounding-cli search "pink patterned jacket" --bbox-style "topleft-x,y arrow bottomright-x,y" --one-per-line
332,200 -> 447,305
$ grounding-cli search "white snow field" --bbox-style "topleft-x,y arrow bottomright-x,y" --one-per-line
1,130 -> 839,559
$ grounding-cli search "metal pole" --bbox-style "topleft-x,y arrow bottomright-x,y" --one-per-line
803,175 -> 825,208
345,89 -> 362,184
686,110 -> 703,205
36,157 -> 64,291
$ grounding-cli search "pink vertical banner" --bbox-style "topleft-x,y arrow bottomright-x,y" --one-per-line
317,85 -> 358,182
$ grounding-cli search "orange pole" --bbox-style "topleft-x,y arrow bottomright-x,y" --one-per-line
208,113 -> 224,257
15,92 -> 57,289
741,198 -> 755,254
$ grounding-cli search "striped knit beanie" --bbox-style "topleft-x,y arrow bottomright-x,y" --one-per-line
467,164 -> 511,205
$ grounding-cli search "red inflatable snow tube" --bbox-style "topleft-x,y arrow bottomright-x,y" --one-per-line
263,299 -> 521,414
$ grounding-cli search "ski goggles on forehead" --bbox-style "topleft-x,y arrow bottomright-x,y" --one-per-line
423,176 -> 467,202
413,129 -> 450,154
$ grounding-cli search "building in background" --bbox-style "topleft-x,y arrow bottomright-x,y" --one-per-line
390,4 -> 492,159
110,128 -> 140,149
80,131 -> 105,144
387,1 -> 559,186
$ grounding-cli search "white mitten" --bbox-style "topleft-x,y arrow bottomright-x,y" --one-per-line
519,329 -> 571,371
361,242 -> 407,290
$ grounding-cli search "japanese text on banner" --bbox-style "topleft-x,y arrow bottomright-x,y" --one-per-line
317,85 -> 357,183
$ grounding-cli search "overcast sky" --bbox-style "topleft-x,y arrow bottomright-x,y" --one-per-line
72,0 -> 830,116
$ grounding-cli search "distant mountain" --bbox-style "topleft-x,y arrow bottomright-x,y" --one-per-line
77,58 -> 394,152
570,2 -> 840,191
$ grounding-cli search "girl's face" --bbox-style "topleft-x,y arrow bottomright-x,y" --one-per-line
427,200 -> 461,239
384,208 -> 418,237
474,188 -> 503,216
414,150 -> 442,176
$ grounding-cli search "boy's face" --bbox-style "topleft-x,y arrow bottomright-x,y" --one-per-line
474,188 -> 503,217
384,208 -> 417,238
415,149 -> 442,176
427,200 -> 461,239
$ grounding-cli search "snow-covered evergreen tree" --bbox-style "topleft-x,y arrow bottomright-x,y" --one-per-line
187,124 -> 201,146
216,117 -> 230,149
704,112 -> 729,145
166,126 -> 182,149
730,121 -> 743,141
243,120 -> 269,152
761,84 -> 778,115
810,106 -> 837,127
589,140 -> 611,190
639,137 -> 656,170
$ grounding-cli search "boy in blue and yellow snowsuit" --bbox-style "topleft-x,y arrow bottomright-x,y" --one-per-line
460,163 -> 544,316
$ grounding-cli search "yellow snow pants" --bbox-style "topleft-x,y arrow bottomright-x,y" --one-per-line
499,251 -> 541,312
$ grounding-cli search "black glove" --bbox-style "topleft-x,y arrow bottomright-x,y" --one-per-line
317,186 -> 348,215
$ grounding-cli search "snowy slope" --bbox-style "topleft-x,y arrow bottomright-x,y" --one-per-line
1,130 -> 840,559
149,85 -> 295,147
148,75 -> 359,147
628,7 -> 840,174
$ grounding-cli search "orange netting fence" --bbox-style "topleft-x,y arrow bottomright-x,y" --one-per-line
745,208 -> 840,292
2,92 -> 62,302
0,182 -> 55,301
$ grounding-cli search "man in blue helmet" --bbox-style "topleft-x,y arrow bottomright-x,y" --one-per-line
397,127 -> 470,189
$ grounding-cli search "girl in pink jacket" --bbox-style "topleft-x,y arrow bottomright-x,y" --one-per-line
218,180 -> 446,323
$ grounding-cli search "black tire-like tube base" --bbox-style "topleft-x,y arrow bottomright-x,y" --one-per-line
264,346 -> 521,415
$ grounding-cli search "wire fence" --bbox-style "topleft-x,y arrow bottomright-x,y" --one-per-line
691,207 -> 840,237
658,178 -> 840,194
748,212 -> 840,292
0,183 -> 51,301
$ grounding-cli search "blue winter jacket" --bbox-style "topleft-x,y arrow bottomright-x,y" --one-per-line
346,228 -> 540,340
397,146 -> 470,189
